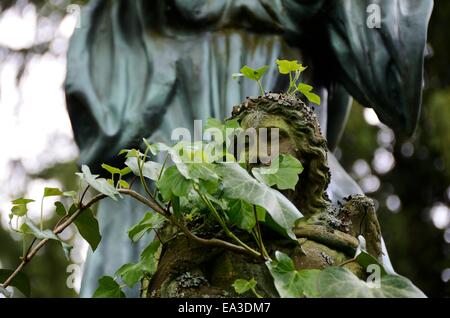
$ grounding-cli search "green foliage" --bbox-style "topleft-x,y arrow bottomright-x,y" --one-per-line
276,59 -> 306,75
233,65 -> 269,95
101,164 -> 121,175
318,267 -> 426,298
156,166 -> 193,202
252,154 -> 303,190
127,213 -> 165,242
43,187 -> 63,197
74,208 -> 101,251
10,198 -> 34,217
266,251 -> 320,298
235,59 -> 321,105
297,83 -> 321,105
20,219 -> 72,259
92,276 -> 125,298
115,240 -> 161,289
1,58 -> 428,297
76,165 -> 120,200
11,198 -> 35,205
125,158 -> 163,181
227,199 -> 256,232
232,278 -> 261,297
355,250 -> 387,277
239,65 -> 269,81
266,252 -> 425,298
54,202 -> 66,217
217,162 -> 302,240
232,278 -> 257,294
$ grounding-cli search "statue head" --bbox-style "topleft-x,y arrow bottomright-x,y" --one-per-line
231,93 -> 331,216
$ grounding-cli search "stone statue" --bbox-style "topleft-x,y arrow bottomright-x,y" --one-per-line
233,93 -> 382,261
64,0 -> 433,297
149,94 -> 381,297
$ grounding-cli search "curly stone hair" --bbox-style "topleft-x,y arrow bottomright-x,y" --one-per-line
231,93 -> 331,216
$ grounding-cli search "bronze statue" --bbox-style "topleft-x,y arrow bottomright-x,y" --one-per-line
64,0 -> 433,296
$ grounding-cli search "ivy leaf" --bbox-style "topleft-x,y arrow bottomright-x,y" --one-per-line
115,263 -> 145,288
20,219 -> 72,260
120,167 -> 132,176
204,118 -> 240,150
140,239 -> 162,262
232,278 -> 257,295
11,198 -> 34,217
172,196 -> 181,218
252,154 -> 303,190
68,203 -> 78,215
117,179 -> 129,189
217,163 -> 302,239
101,163 -> 122,175
188,163 -> 220,194
76,165 -> 120,201
118,148 -> 143,159
11,198 -> 34,205
266,251 -> 320,298
0,269 -> 31,297
255,206 -> 266,222
92,276 -> 125,298
43,187 -> 63,197
20,219 -> 59,240
63,191 -> 77,199
297,83 -> 321,105
116,240 -> 161,288
156,166 -> 193,202
74,208 -> 101,251
355,250 -> 387,277
11,205 -> 27,217
227,199 -> 256,232
125,157 -> 163,181
187,163 -> 218,181
239,65 -> 269,81
54,202 -> 66,217
144,142 -> 170,156
128,212 -> 165,242
318,267 -> 426,298
276,59 -> 307,74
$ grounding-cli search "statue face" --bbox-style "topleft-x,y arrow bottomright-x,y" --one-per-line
238,111 -> 297,166
230,94 -> 331,216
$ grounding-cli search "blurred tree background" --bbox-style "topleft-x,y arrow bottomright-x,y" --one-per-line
0,0 -> 449,297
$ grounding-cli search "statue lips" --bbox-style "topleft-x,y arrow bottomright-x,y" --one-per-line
328,0 -> 434,135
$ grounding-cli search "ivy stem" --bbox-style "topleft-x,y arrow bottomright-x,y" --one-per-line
137,148 -> 153,199
153,153 -> 169,198
338,258 -> 357,267
1,189 -> 257,290
253,206 -> 270,260
251,287 -> 263,299
288,72 -> 294,94
256,80 -> 265,96
195,189 -> 261,258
